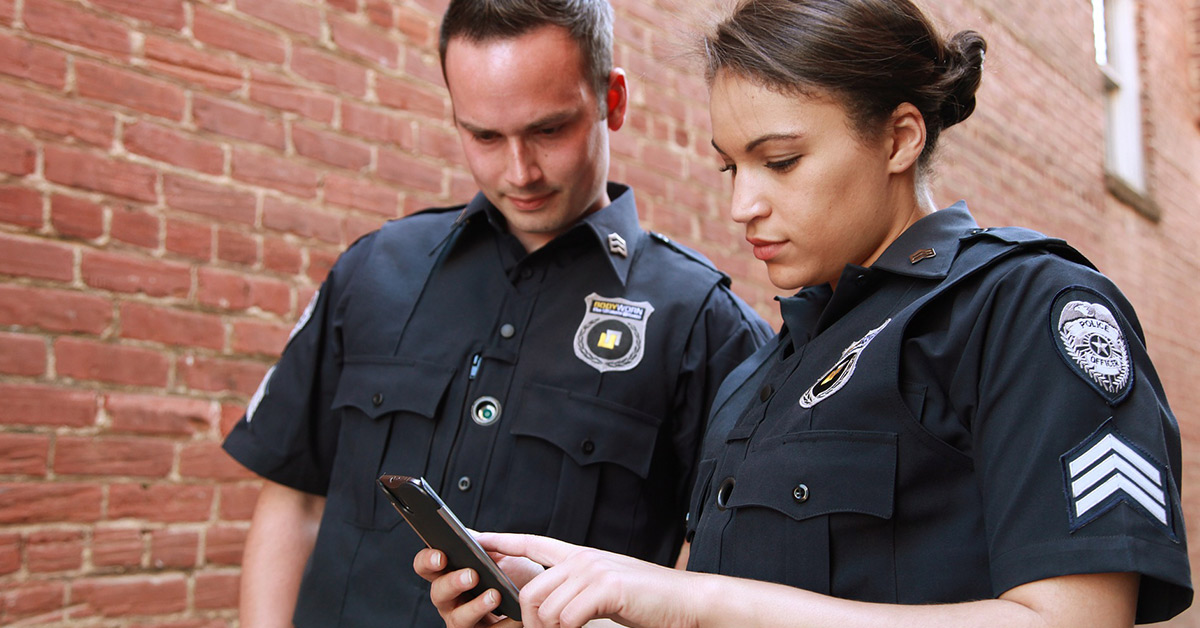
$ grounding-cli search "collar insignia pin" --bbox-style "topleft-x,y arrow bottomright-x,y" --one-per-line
608,232 -> 628,258
909,248 -> 936,264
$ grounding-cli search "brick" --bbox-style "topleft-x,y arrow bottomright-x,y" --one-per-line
194,571 -> 239,609
2,581 -> 66,620
0,0 -> 14,25
237,0 -> 322,38
92,526 -> 144,568
193,95 -> 285,150
204,526 -> 246,565
44,145 -> 158,203
343,213 -> 384,244
90,0 -> 185,30
165,218 -> 214,260
24,0 -> 130,57
376,75 -> 447,119
293,124 -> 372,171
0,433 -> 50,475
377,150 -> 443,194
263,196 -> 342,242
404,47 -> 445,86
193,5 -> 286,64
149,528 -> 199,568
0,233 -> 74,282
417,124 -> 463,164
217,227 -> 258,266
0,533 -> 20,574
307,248 -> 339,283
55,436 -> 175,477
367,1 -> 396,29
81,250 -> 191,298
72,574 -> 188,616
27,529 -> 84,573
124,121 -> 224,175
164,175 -> 257,225
0,383 -> 97,428
248,71 -> 337,124
145,41 -> 243,93
178,354 -> 270,395
262,236 -> 304,274
0,332 -> 47,377
0,133 -> 37,176
395,6 -> 436,47
231,147 -> 320,199
0,83 -> 115,146
110,205 -> 160,249
328,0 -> 356,12
324,176 -> 399,217
76,58 -> 186,121
0,483 -> 102,523
55,337 -> 170,387
51,194 -> 106,240
105,393 -> 216,436
330,14 -> 399,68
218,483 -> 260,521
291,46 -> 368,97
180,442 -> 254,481
120,302 -> 225,350
231,319 -> 290,357
341,101 -> 412,146
0,184 -> 42,227
109,484 -> 213,522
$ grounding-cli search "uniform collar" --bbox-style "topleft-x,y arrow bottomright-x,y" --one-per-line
869,201 -> 979,279
457,182 -> 643,286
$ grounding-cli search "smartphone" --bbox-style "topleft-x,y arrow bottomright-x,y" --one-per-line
377,474 -> 522,620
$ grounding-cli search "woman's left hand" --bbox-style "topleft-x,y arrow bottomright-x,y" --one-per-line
476,533 -> 702,628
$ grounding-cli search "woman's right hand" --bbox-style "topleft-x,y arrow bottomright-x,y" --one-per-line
414,545 -> 544,628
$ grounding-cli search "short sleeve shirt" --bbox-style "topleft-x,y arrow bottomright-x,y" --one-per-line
223,183 -> 773,627
685,202 -> 1191,623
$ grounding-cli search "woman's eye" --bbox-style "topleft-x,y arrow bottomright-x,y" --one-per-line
718,163 -> 737,174
765,156 -> 800,172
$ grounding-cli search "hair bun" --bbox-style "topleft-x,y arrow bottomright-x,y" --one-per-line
938,30 -> 987,127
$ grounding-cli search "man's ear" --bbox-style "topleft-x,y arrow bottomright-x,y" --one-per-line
606,68 -> 628,131
886,102 -> 927,174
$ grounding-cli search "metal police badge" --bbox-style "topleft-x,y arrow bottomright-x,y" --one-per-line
1051,287 -> 1133,404
573,293 -> 654,373
799,318 -> 891,408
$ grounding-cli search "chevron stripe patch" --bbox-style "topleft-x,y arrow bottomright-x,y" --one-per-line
1063,420 -> 1171,533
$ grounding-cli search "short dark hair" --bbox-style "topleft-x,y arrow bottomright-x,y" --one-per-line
703,0 -> 987,167
439,0 -> 614,110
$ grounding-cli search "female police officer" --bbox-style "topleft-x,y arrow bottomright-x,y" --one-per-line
416,0 -> 1193,625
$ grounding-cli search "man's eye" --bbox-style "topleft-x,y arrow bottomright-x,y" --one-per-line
538,126 -> 562,136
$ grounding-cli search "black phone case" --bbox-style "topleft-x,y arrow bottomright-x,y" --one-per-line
377,474 -> 522,620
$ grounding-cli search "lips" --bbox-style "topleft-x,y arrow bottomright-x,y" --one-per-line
507,191 -> 555,212
747,237 -> 786,261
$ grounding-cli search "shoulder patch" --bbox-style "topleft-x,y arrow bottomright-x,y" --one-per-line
1062,419 -> 1174,538
1051,286 -> 1133,405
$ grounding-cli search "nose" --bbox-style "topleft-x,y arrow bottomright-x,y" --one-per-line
504,140 -> 543,189
729,176 -> 769,224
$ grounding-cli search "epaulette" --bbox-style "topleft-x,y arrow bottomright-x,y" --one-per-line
647,231 -> 732,288
962,226 -> 1096,270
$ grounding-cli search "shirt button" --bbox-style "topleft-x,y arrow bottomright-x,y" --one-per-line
471,396 -> 501,426
580,438 -> 595,455
371,393 -> 384,407
792,484 -> 810,503
500,323 -> 515,339
457,476 -> 472,492
716,477 -> 735,511
759,384 -> 773,402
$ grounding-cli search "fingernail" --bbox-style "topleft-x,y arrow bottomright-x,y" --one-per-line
461,570 -> 473,586
486,590 -> 498,606
432,552 -> 442,568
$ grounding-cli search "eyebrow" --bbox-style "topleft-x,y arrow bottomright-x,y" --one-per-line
711,132 -> 805,156
457,110 -> 577,136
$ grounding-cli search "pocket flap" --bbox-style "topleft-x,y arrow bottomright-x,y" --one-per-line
726,430 -> 897,521
331,357 -> 456,420
510,383 -> 660,478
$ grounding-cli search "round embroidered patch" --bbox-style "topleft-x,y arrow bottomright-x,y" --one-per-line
1051,287 -> 1133,404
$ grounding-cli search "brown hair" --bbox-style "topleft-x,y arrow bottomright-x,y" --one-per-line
703,0 -> 987,166
439,0 -> 614,112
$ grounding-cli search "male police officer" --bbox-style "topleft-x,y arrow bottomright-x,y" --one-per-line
222,1 -> 772,626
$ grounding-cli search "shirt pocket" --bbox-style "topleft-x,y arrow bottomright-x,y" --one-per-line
720,430 -> 897,596
501,382 -> 660,547
329,356 -> 457,530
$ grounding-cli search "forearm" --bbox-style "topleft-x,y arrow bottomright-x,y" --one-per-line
691,572 -> 1138,628
239,480 -> 327,628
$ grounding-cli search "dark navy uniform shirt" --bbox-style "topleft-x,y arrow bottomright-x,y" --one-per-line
223,183 -> 772,627
686,202 -> 1191,623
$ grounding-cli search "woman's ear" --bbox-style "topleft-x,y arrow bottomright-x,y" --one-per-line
606,68 -> 628,131
886,102 -> 926,174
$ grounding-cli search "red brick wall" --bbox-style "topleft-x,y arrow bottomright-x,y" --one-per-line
0,0 -> 1197,626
